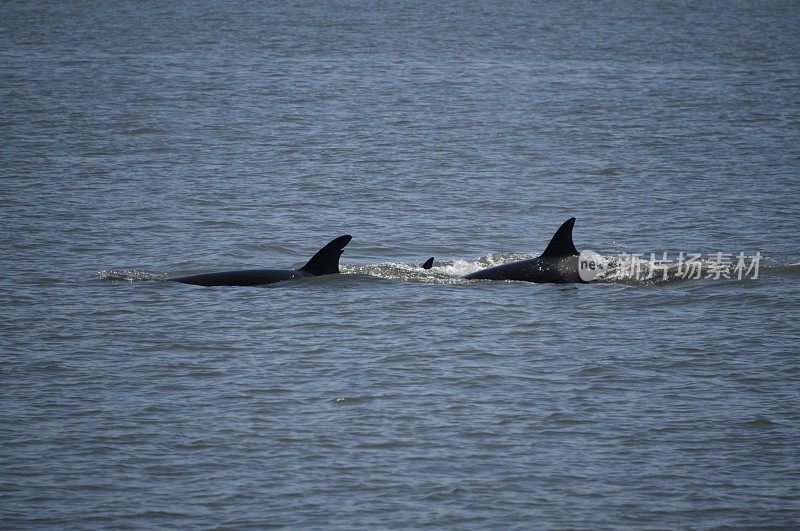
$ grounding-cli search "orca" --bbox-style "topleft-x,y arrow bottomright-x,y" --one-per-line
170,235 -> 352,287
421,257 -> 434,270
464,218 -> 585,283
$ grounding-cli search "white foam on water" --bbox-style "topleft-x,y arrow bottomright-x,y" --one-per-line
96,269 -> 171,282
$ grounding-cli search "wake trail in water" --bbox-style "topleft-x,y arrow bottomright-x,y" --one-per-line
96,269 -> 171,282
347,252 -> 791,286
97,256 -> 794,286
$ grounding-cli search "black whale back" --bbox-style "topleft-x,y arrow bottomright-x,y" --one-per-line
462,217 -> 583,283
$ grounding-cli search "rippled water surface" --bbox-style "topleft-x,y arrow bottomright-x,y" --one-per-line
2,1 -> 799,528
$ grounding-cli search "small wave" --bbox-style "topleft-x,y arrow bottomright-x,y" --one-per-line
545,411 -> 596,425
741,418 -> 782,429
591,167 -> 622,176
356,440 -> 409,449
96,269 -> 170,282
248,387 -> 293,395
124,127 -> 164,135
766,262 -> 800,278
331,395 -> 377,405
576,365 -> 607,376
35,361 -> 69,374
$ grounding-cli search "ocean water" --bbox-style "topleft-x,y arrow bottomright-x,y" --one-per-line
2,1 -> 799,528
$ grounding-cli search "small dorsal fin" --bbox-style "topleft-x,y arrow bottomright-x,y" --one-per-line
300,235 -> 352,276
421,257 -> 434,269
540,218 -> 579,257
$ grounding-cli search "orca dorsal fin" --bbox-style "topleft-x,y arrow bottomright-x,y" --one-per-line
421,257 -> 434,269
300,235 -> 352,276
540,218 -> 579,257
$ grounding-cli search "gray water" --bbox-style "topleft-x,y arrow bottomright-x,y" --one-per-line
2,1 -> 800,528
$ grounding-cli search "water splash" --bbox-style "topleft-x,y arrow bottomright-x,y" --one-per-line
96,269 -> 170,282
343,261 -> 471,285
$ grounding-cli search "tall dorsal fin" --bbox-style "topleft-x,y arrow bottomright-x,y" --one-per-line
421,257 -> 434,269
540,218 -> 579,257
300,235 -> 352,276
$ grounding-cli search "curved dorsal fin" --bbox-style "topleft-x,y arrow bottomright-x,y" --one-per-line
421,257 -> 434,269
300,235 -> 352,275
540,218 -> 579,257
